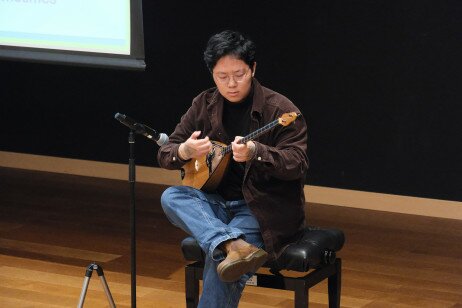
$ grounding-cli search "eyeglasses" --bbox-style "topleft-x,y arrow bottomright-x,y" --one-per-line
213,68 -> 251,84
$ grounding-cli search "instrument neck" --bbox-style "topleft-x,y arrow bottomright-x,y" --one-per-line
221,119 -> 280,155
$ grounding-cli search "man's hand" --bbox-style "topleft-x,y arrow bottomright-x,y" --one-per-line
231,136 -> 256,162
178,131 -> 212,160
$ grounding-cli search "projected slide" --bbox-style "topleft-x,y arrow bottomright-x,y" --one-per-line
0,0 -> 131,55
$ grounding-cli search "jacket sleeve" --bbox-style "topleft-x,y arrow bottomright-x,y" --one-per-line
156,101 -> 198,170
250,113 -> 308,181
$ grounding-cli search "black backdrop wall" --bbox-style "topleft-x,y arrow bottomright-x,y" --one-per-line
1,1 -> 461,201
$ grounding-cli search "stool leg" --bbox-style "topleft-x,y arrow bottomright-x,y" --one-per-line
294,280 -> 308,308
328,258 -> 342,308
185,264 -> 200,308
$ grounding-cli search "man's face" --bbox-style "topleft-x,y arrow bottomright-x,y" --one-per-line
212,55 -> 254,103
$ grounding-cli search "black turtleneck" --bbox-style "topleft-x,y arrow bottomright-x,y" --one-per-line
216,90 -> 253,201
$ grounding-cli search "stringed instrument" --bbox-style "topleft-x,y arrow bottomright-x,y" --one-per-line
180,112 -> 300,192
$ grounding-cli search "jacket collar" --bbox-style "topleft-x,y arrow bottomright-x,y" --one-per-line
206,78 -> 264,119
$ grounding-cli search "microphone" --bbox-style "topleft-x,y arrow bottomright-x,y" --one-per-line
114,113 -> 169,146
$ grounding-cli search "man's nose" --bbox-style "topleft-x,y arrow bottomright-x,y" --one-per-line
227,77 -> 238,87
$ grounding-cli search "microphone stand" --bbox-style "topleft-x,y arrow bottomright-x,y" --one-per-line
112,113 -> 168,307
128,130 -> 137,308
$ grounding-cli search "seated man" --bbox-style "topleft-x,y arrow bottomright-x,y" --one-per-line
158,30 -> 308,308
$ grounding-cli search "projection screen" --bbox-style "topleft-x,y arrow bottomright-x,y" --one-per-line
0,0 -> 145,70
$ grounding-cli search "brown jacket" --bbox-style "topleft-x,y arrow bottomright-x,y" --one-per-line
157,79 -> 308,260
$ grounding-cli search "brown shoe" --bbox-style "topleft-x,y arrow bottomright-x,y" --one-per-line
217,243 -> 268,282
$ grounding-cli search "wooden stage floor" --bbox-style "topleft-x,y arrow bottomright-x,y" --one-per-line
0,167 -> 461,307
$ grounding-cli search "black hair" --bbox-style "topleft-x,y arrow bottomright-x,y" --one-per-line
203,30 -> 256,72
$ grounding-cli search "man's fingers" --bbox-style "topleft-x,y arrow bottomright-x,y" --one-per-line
233,154 -> 245,162
232,141 -> 244,151
190,131 -> 201,140
231,136 -> 254,162
197,143 -> 212,152
193,141 -> 211,152
194,137 -> 210,146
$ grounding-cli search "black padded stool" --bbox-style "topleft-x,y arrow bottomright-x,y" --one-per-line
181,226 -> 345,308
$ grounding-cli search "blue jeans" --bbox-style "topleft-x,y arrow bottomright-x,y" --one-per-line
160,186 -> 264,308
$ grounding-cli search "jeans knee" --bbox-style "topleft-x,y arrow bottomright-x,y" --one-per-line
160,185 -> 196,213
160,186 -> 179,213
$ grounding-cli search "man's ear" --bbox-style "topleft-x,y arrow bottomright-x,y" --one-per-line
252,62 -> 257,77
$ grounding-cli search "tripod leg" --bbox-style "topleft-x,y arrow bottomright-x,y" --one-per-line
99,275 -> 116,308
93,264 -> 116,308
77,277 -> 91,308
77,264 -> 94,308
